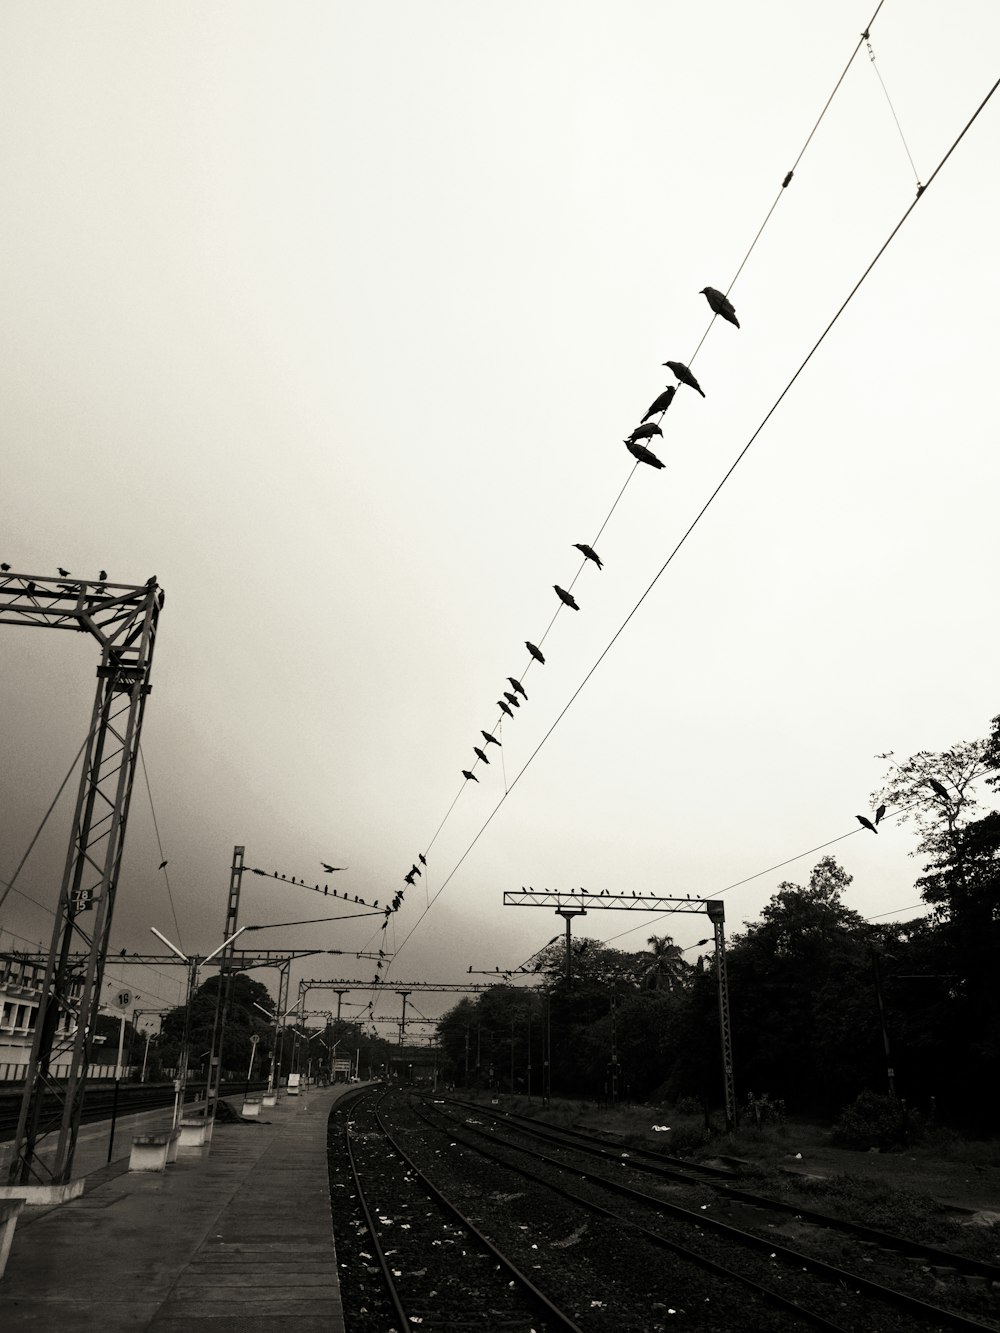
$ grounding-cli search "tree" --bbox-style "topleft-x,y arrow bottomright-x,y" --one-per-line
642,935 -> 689,993
873,737 -> 993,859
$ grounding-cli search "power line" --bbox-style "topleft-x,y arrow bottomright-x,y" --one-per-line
138,745 -> 184,953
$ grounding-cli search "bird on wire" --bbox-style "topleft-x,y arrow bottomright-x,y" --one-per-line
573,543 -> 602,570
321,863 -> 348,873
419,854 -> 427,866
404,871 -> 416,885
855,815 -> 878,835
641,387 -> 676,422
554,586 -> 579,611
158,860 -> 168,870
462,769 -> 478,782
875,804 -> 886,825
410,863 -> 421,878
700,286 -> 740,328
625,422 -> 663,444
473,746 -> 491,765
481,730 -> 501,747
526,642 -> 545,664
508,677 -> 528,699
626,440 -> 665,469
928,778 -> 949,799
57,567 -> 71,577
663,361 -> 705,397
498,699 -> 514,718
503,691 -> 520,709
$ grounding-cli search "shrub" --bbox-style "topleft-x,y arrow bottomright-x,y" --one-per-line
831,1090 -> 909,1150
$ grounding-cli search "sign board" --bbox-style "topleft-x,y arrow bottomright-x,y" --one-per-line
114,990 -> 132,1010
332,1059 -> 351,1072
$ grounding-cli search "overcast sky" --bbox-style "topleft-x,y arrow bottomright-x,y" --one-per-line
2,2 -> 998,1031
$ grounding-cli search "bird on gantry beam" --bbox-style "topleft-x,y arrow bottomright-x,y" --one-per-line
641,386 -> 676,422
928,777 -> 949,799
508,677 -> 528,699
626,440 -> 665,469
462,769 -> 479,782
526,642 -> 545,664
481,730 -> 501,747
663,361 -> 705,397
875,804 -> 886,825
855,815 -> 878,835
625,421 -> 663,444
99,569 -> 108,581
554,586 -> 579,611
158,860 -> 168,870
321,863 -> 348,873
0,563 -> 10,572
25,582 -> 36,593
473,746 -> 491,765
573,543 -> 602,570
57,567 -> 71,577
700,286 -> 740,328
498,699 -> 514,719
503,691 -> 520,709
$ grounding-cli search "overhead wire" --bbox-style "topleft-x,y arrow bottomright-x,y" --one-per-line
138,744 -> 184,953
372,65 -> 1000,993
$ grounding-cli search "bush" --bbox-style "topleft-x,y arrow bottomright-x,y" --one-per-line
831,1090 -> 909,1150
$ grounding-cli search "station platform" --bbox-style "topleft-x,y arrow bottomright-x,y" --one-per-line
0,1084 -> 350,1331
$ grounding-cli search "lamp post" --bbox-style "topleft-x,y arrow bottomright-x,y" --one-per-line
150,924 -> 248,1126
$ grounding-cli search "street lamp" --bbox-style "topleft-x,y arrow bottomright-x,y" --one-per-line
149,924 -> 248,1126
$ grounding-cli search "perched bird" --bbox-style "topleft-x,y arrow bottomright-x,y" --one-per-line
928,778 -> 949,799
419,854 -> 427,866
875,804 -> 886,825
473,746 -> 491,765
503,691 -> 520,709
158,859 -> 168,870
508,677 -> 528,699
99,569 -> 108,581
625,421 -> 663,444
626,439 -> 665,469
57,567 -> 71,577
404,871 -> 416,885
321,863 -> 347,873
700,286 -> 740,328
410,864 -> 421,877
498,699 -> 514,718
481,730 -> 501,747
0,563 -> 9,572
663,360 -> 705,397
856,815 -> 878,835
25,582 -> 35,593
462,769 -> 479,782
554,585 -> 579,610
641,387 -> 676,422
573,543 -> 603,570
526,641 -> 545,664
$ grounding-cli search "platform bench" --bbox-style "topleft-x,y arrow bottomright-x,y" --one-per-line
128,1128 -> 180,1173
0,1199 -> 24,1279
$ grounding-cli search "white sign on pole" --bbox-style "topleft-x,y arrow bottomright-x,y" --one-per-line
115,990 -> 132,1010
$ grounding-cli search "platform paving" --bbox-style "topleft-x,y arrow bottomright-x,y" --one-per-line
0,1084 -> 350,1331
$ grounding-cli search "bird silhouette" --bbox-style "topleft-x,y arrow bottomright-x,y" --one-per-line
554,586 -> 579,610
410,864 -> 421,877
419,853 -> 427,866
641,387 -> 676,422
99,569 -> 108,581
25,582 -> 35,593
700,286 -> 740,328
404,871 -> 415,885
928,778 -> 949,799
473,746 -> 490,765
158,860 -> 168,870
626,440 -> 665,469
573,543 -> 602,570
875,804 -> 886,825
526,642 -> 545,664
508,677 -> 528,699
503,691 -> 520,708
663,361 -> 705,397
626,421 -> 663,444
481,730 -> 501,747
57,567 -> 70,577
856,815 -> 878,835
498,700 -> 514,718
321,863 -> 348,873
0,563 -> 10,572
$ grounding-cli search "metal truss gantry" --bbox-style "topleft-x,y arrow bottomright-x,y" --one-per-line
505,889 -> 737,1133
1,571 -> 162,1184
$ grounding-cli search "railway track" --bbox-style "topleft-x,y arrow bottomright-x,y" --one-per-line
404,1095 -> 1000,1333
0,1079 -> 271,1139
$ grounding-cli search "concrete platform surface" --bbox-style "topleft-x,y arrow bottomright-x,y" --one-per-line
0,1086 -> 350,1331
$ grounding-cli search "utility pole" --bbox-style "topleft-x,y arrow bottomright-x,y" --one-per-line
396,990 -> 411,1046
555,906 -> 587,988
204,846 -> 246,1121
870,947 -> 896,1099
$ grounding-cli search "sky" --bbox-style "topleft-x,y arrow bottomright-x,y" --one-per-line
2,1 -> 999,1033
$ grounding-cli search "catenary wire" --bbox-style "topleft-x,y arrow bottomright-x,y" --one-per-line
138,744 -> 184,953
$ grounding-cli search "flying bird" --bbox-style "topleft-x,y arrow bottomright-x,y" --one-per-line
473,746 -> 490,765
700,286 -> 740,328
462,769 -> 479,782
158,860 -> 168,870
321,863 -> 347,873
663,360 -> 705,397
498,699 -> 514,718
508,677 -> 528,699
503,692 -> 520,708
928,778 -> 949,799
99,569 -> 108,581
856,815 -> 878,835
641,387 -> 676,422
626,440 -> 665,469
573,543 -> 602,569
481,730 -> 501,747
57,567 -> 71,577
526,642 -> 545,664
554,586 -> 579,610
625,421 -> 663,444
875,804 -> 886,825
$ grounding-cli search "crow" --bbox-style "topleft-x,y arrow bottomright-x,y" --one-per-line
419,854 -> 427,866
498,700 -> 514,718
503,691 -> 520,708
626,421 -> 663,444
526,642 -> 545,664
321,863 -> 347,873
573,543 -> 602,569
508,677 -> 528,699
0,563 -> 9,572
856,815 -> 878,834
928,778 -> 949,799
641,386 -> 676,422
99,569 -> 108,581
410,864 -> 421,877
25,582 -> 35,593
57,567 -> 71,576
663,360 -> 705,397
481,730 -> 501,747
554,585 -> 579,610
875,804 -> 886,825
158,860 -> 168,870
626,440 -> 665,469
473,746 -> 490,765
700,286 -> 740,328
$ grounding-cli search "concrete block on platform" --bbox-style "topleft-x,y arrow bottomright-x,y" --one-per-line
261,1093 -> 277,1108
177,1118 -> 207,1148
241,1099 -> 261,1120
0,1178 -> 86,1206
0,1198 -> 24,1278
129,1131 -> 174,1173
